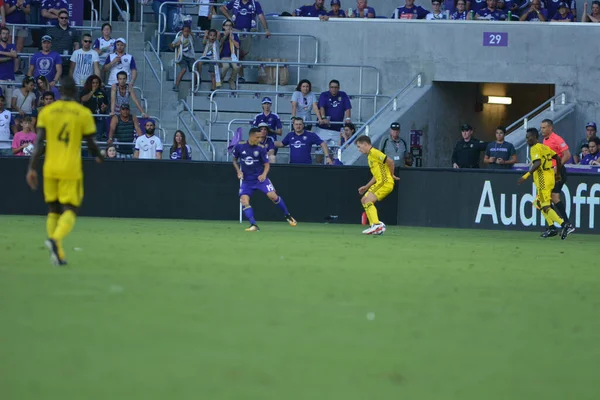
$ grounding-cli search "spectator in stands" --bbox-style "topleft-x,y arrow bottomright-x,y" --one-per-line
340,122 -> 354,146
170,130 -> 192,160
551,2 -> 575,21
578,144 -> 589,164
451,0 -> 468,19
483,126 -> 517,169
41,0 -> 67,25
103,38 -> 137,87
5,0 -> 29,74
34,76 -> 59,106
380,122 -> 408,168
391,0 -> 429,19
291,79 -> 321,130
327,0 -> 346,17
581,137 -> 600,165
153,0 -> 176,51
28,35 -> 62,84
426,0 -> 448,18
468,0 -> 488,14
404,152 -> 414,167
546,0 -> 576,21
219,19 -> 240,91
170,25 -> 196,92
111,71 -> 146,117
107,103 -> 142,157
31,89 -> 54,125
257,122 -> 276,162
46,10 -> 80,76
197,0 -> 216,32
582,1 -> 600,22
0,27 -> 17,93
134,120 -> 163,160
451,123 -> 487,168
275,117 -> 333,165
253,97 -> 282,141
93,23 -> 115,61
579,122 -> 597,149
11,115 -> 35,156
198,29 -> 219,92
0,95 -> 15,155
318,79 -> 351,136
80,74 -> 109,140
520,0 -> 547,20
12,75 -> 36,116
476,0 -> 507,19
349,0 -> 376,18
220,0 -> 270,83
105,145 -> 117,159
497,0 -> 519,16
294,0 -> 328,16
70,34 -> 101,86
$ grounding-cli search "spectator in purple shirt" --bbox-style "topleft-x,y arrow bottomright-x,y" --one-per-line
40,0 -> 68,25
27,35 -> 63,84
275,118 -> 332,164
392,0 -> 430,19
451,0 -> 468,18
0,27 -> 17,85
294,0 -> 328,16
468,0 -> 488,13
520,0 -> 547,20
582,1 -> 600,22
327,0 -> 346,17
350,0 -> 376,17
551,2 -> 575,20
5,0 -> 30,74
252,97 -> 282,141
546,0 -> 576,21
318,79 -> 352,134
581,137 -> 600,165
476,0 -> 507,19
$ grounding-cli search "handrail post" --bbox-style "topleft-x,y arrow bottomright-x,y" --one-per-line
561,93 -> 566,105
550,100 -> 555,112
275,64 -> 280,113
358,66 -> 363,122
524,117 -> 528,130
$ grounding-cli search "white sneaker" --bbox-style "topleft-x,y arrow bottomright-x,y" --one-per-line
362,223 -> 385,235
372,222 -> 386,235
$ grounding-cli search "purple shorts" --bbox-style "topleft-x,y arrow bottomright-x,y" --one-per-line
239,178 -> 275,197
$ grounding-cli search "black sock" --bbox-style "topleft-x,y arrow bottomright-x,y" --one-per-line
554,201 -> 570,223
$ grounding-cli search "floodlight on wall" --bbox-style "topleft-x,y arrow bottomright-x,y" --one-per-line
485,96 -> 513,105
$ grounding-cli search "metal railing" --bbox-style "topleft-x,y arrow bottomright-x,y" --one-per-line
7,22 -> 101,44
109,0 -> 130,45
87,0 -> 99,27
506,93 -> 567,135
177,99 -> 216,161
339,73 -> 422,158
142,41 -> 164,120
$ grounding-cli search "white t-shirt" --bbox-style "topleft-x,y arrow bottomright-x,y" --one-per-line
0,109 -> 12,149
197,0 -> 214,16
426,12 -> 447,20
291,91 -> 317,122
135,134 -> 163,159
105,53 -> 136,86
93,37 -> 116,60
12,90 -> 36,115
70,48 -> 100,86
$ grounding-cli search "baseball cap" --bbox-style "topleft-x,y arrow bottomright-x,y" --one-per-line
41,35 -> 52,42
461,123 -> 473,131
331,0 -> 341,5
261,97 -> 272,104
115,37 -> 126,44
120,103 -> 130,109
586,122 -> 597,129
146,119 -> 155,126
257,122 -> 269,128
390,122 -> 400,130
558,1 -> 568,7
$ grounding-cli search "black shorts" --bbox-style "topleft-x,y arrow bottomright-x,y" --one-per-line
552,167 -> 567,193
197,16 -> 211,31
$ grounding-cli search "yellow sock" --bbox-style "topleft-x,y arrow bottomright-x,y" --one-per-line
543,208 -> 564,226
50,210 -> 77,244
46,213 -> 59,238
363,202 -> 380,225
542,213 -> 553,226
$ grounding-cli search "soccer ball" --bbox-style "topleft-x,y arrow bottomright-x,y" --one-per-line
23,143 -> 34,156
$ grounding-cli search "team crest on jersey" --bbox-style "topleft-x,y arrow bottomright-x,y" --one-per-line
302,136 -> 306,140
4,114 -> 8,119
253,151 -> 259,157
150,140 -> 155,144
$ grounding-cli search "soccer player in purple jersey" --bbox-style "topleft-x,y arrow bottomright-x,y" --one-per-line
233,127 -> 297,231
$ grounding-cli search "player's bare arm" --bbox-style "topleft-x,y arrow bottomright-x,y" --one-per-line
553,153 -> 563,181
26,128 -> 47,190
386,157 -> 400,180
233,158 -> 243,180
560,148 -> 571,165
273,141 -> 284,148
259,162 -> 270,182
359,176 -> 376,195
517,159 -> 541,185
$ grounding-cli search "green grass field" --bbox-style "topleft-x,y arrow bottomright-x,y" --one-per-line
1,215 -> 598,400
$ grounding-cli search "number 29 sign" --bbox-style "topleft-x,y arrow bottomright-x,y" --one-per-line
483,32 -> 508,47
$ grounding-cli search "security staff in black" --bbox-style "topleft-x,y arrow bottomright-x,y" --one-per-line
452,124 -> 487,168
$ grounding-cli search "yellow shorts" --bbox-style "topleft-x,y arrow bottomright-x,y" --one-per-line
535,188 -> 552,209
368,182 -> 394,202
43,178 -> 84,207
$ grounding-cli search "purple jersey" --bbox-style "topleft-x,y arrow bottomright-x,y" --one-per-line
281,130 -> 323,164
477,8 -> 507,20
239,178 -> 275,197
392,5 -> 429,19
41,0 -> 68,25
5,0 -> 30,24
225,0 -> 264,31
30,51 -> 63,79
233,140 -> 269,181
545,0 -> 576,18
318,90 -> 351,131
351,6 -> 376,17
451,10 -> 468,19
469,0 -> 488,12
0,43 -> 16,81
581,152 -> 600,165
524,8 -> 548,20
170,144 -> 192,160
551,11 -> 574,20
260,136 -> 275,153
253,112 -> 282,140
295,4 -> 327,16
327,9 -> 346,17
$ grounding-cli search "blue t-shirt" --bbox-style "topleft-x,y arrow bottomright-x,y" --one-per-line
30,51 -> 63,79
253,112 -> 282,140
392,5 -> 429,19
281,130 -> 323,164
485,141 -> 516,169
233,141 -> 269,181
225,0 -> 264,31
295,4 -> 327,17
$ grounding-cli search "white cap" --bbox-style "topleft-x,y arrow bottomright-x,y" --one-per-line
115,37 -> 126,44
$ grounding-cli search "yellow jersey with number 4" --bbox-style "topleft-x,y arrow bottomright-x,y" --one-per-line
529,143 -> 556,191
37,100 -> 96,180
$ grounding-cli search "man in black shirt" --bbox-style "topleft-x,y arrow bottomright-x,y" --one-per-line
452,123 -> 487,168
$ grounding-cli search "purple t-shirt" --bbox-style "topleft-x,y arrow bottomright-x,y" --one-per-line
41,0 -> 69,25
524,8 -> 548,20
220,33 -> 240,58
253,112 -> 282,140
225,0 -> 264,31
295,4 -> 327,16
551,11 -> 575,21
281,130 -> 323,164
477,8 -> 507,20
318,90 -> 351,130
581,152 -> 600,165
392,5 -> 429,19
469,0 -> 488,12
327,9 -> 346,17
451,10 -> 468,19
170,144 -> 192,160
545,0 -> 576,18
233,140 -> 269,181
6,0 -> 30,24
0,43 -> 16,81
30,51 -> 63,79
260,136 -> 275,153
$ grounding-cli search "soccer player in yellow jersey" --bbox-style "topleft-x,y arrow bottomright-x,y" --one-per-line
356,135 -> 400,235
26,77 -> 103,266
518,128 -> 574,240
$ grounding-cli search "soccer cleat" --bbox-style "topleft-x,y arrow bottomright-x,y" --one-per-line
44,238 -> 67,266
245,224 -> 260,232
362,223 -> 386,235
540,226 -> 559,238
561,223 -> 575,240
285,214 -> 297,227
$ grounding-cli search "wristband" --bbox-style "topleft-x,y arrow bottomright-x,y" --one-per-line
522,172 -> 531,179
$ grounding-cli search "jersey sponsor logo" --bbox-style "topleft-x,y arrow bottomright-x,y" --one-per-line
291,140 -> 305,149
242,156 -> 256,165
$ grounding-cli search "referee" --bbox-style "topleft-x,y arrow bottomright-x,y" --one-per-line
452,124 -> 487,168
